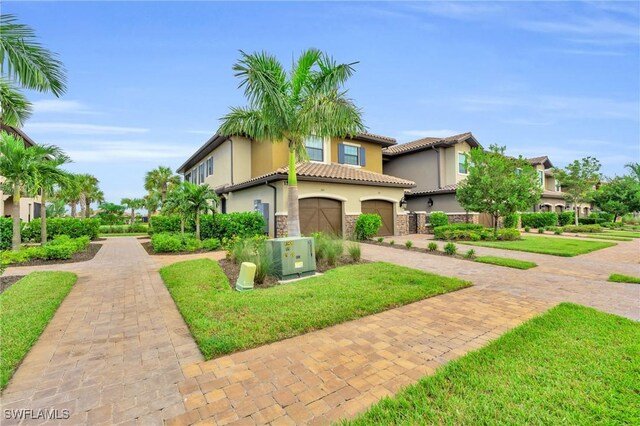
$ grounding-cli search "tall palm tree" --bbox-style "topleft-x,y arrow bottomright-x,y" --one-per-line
77,174 -> 102,218
183,182 -> 218,240
0,14 -> 66,127
46,199 -> 66,218
144,166 -> 181,205
32,151 -> 70,243
57,173 -> 82,217
144,192 -> 160,217
218,49 -> 364,237
0,130 -> 66,250
163,184 -> 191,235
121,197 -> 145,224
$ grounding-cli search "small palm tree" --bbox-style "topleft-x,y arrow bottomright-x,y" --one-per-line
46,199 -> 66,218
32,152 -> 70,243
163,185 -> 191,235
144,166 -> 181,205
183,182 -> 218,240
144,192 -> 161,217
218,49 -> 364,236
76,174 -> 102,218
0,130 -> 67,250
121,197 -> 145,224
57,173 -> 81,217
0,14 -> 66,127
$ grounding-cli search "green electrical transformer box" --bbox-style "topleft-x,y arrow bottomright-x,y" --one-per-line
266,237 -> 316,280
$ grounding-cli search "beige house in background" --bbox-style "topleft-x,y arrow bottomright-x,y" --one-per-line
0,125 -> 42,222
177,133 -> 415,237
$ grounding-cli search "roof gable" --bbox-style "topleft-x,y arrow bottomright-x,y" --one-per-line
383,132 -> 481,157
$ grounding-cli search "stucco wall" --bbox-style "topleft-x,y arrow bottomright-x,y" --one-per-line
2,195 -> 41,221
383,149 -> 440,193
329,139 -> 383,173
223,182 -> 283,237
407,193 -> 466,214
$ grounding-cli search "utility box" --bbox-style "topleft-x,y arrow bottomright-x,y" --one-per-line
266,237 -> 316,280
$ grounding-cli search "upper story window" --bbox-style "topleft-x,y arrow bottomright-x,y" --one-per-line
343,144 -> 360,165
185,172 -> 191,183
458,152 -> 468,174
305,136 -> 324,162
206,157 -> 213,176
199,163 -> 205,183
538,170 -> 544,187
555,181 -> 561,192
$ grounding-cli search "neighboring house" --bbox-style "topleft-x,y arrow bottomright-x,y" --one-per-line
0,125 -> 43,222
382,132 -> 482,222
177,133 -> 415,237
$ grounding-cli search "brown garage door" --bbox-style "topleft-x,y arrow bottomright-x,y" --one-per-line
299,198 -> 342,236
361,200 -> 393,236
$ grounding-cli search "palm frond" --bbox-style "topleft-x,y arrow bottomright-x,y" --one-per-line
290,48 -> 321,102
0,78 -> 32,126
218,106 -> 285,143
233,50 -> 288,114
311,54 -> 358,93
298,89 -> 365,138
0,14 -> 67,95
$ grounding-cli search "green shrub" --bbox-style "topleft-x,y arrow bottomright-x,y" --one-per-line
202,212 -> 266,240
433,224 -> 485,240
22,218 -> 100,241
41,244 -> 75,260
444,242 -> 457,255
538,227 -> 545,233
1,236 -> 90,264
591,212 -> 614,223
201,238 -> 221,251
503,213 -> 519,229
388,240 -> 395,246
405,240 -> 413,248
622,214 -> 639,225
428,211 -> 449,228
427,242 -> 438,251
562,224 -> 603,233
354,214 -> 382,240
377,237 -> 384,243
496,228 -> 521,240
464,249 -> 476,259
324,238 -> 344,266
312,232 -> 328,261
520,212 -> 558,229
346,241 -> 361,262
0,218 -> 14,251
149,216 -> 183,234
99,223 -> 148,234
524,226 -> 531,233
578,217 -> 602,225
227,236 -> 273,283
151,233 -> 184,252
558,211 -> 574,226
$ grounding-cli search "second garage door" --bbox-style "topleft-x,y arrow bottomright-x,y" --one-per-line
361,200 -> 394,236
299,198 -> 343,236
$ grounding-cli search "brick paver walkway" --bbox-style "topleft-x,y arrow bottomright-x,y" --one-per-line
1,236 -> 638,425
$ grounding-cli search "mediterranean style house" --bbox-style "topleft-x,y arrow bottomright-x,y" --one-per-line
0,125 -> 43,222
177,133 -> 415,237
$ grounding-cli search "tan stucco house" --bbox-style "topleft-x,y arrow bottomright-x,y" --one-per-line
177,133 -> 415,237
0,125 -> 43,222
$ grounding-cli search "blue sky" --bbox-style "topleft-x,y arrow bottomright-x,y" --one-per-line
6,1 -> 640,203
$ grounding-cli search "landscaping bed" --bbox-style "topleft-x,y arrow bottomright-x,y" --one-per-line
346,303 -> 639,425
1,237 -> 102,267
160,259 -> 470,359
0,276 -> 24,294
460,236 -> 615,257
141,239 -> 222,256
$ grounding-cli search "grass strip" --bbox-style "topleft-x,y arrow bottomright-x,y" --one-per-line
461,236 -> 615,257
475,256 -> 537,269
608,274 -> 640,284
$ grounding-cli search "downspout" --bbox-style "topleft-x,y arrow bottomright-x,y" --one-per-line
431,146 -> 441,189
266,181 -> 277,237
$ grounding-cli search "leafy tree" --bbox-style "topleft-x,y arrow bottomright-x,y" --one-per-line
592,175 -> 640,221
31,150 -> 70,243
625,162 -> 640,182
144,166 -> 180,205
456,145 -> 542,232
121,197 -> 145,224
218,49 -> 364,237
0,130 -> 67,250
184,182 -> 218,240
96,202 -> 126,228
553,157 -> 601,225
0,14 -> 66,126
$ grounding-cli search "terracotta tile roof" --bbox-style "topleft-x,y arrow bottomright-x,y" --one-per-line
383,132 -> 480,156
527,156 -> 554,168
354,132 -> 397,145
406,183 -> 458,197
221,162 -> 415,193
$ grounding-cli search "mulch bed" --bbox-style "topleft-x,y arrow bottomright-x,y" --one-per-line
363,240 -> 472,261
219,255 -> 367,290
140,241 -> 222,256
4,243 -> 103,267
0,275 -> 24,294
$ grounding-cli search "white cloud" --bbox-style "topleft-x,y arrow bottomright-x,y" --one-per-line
64,141 -> 194,163
399,129 -> 463,139
24,122 -> 149,135
32,100 -> 93,114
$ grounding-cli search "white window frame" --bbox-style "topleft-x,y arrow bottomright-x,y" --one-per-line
538,170 -> 544,187
304,136 -> 325,163
342,142 -> 360,166
458,152 -> 468,175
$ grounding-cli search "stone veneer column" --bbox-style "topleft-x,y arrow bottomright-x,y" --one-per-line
395,212 -> 410,236
447,213 -> 479,224
414,211 -> 428,234
344,214 -> 359,239
275,214 -> 288,238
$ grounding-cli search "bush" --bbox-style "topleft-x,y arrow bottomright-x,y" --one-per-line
202,212 -> 266,240
428,211 -> 449,228
524,226 -> 531,233
433,224 -> 485,240
0,217 -> 13,251
21,218 -> 100,241
0,236 -> 90,264
622,214 -> 639,225
377,237 -> 384,243
227,236 -> 273,283
346,241 -> 361,262
444,242 -> 457,255
538,227 -> 545,233
464,249 -> 476,259
323,238 -> 344,266
354,214 -> 382,240
503,213 -> 519,229
562,224 -> 603,233
591,212 -> 614,223
558,211 -> 575,226
554,229 -> 563,235
201,238 -> 221,251
388,240 -> 395,246
149,216 -> 183,234
99,223 -> 149,234
427,242 -> 438,251
405,240 -> 413,248
151,233 -> 184,253
496,228 -> 521,240
520,212 -> 558,229
578,217 -> 602,225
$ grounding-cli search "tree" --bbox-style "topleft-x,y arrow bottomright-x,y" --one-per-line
144,192 -> 160,216
592,175 -> 640,221
121,197 -> 145,224
96,202 -> 126,229
0,14 -> 66,127
0,130 -> 67,250
31,151 -> 70,243
456,145 -> 543,232
553,157 -> 601,225
163,184 -> 191,235
625,162 -> 640,182
144,166 -> 180,205
77,174 -> 103,218
57,173 -> 81,217
218,49 -> 364,237
46,199 -> 66,218
183,182 -> 218,240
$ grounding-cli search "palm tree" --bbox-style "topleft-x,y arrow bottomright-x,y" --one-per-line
183,182 -> 218,240
218,49 -> 364,237
144,166 -> 181,205
0,130 -> 66,250
46,199 -> 66,218
163,185 -> 191,235
121,197 -> 145,224
31,151 -> 70,243
77,174 -> 102,218
57,173 -> 81,217
144,192 -> 160,217
625,162 -> 640,182
0,14 -> 66,127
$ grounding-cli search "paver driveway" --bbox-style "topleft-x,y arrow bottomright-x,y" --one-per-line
1,236 -> 637,425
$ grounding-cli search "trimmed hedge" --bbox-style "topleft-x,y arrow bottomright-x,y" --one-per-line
558,211 -> 575,226
21,218 -> 100,242
99,223 -> 148,234
428,211 -> 449,228
520,212 -> 558,229
150,233 -> 221,253
0,218 -> 12,251
354,214 -> 382,240
563,224 -> 603,233
151,213 -> 266,240
434,224 -> 485,240
503,213 -> 519,229
149,215 -> 184,234
436,226 -> 520,241
1,235 -> 91,265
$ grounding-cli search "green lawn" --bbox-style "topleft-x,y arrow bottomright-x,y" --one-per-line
475,256 -> 537,270
160,259 -> 470,359
579,234 -> 633,242
462,236 -> 615,257
599,231 -> 640,238
344,304 -> 639,425
0,272 -> 77,389
608,274 -> 640,284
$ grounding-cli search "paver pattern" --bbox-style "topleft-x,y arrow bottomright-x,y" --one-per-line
1,235 -> 638,426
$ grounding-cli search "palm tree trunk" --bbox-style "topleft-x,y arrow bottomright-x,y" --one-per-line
79,194 -> 86,218
11,183 -> 21,251
70,202 -> 76,217
287,149 -> 301,237
574,203 -> 579,226
130,208 -> 135,225
180,217 -> 185,236
195,212 -> 201,240
41,188 -> 47,244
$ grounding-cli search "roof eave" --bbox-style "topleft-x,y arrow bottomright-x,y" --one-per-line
177,133 -> 227,173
